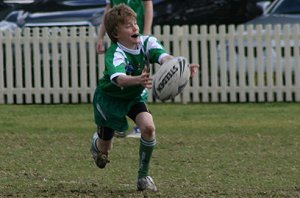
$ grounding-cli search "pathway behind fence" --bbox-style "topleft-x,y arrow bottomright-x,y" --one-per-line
0,24 -> 300,104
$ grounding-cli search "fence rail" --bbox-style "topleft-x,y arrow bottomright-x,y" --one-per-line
0,24 -> 300,104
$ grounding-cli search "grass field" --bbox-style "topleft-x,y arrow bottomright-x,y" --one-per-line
0,103 -> 299,197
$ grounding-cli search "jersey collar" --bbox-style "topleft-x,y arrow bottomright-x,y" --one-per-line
117,39 -> 143,55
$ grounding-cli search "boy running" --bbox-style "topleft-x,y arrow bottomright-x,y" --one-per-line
90,4 -> 198,192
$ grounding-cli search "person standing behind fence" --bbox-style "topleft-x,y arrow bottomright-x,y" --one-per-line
96,0 -> 153,138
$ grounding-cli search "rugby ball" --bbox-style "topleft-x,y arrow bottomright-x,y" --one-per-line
153,56 -> 190,101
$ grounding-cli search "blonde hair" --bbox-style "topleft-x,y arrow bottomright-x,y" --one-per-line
104,4 -> 137,43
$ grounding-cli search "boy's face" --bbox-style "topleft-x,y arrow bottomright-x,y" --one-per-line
115,17 -> 140,48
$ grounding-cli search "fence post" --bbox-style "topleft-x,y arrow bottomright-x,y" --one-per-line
0,31 -> 4,104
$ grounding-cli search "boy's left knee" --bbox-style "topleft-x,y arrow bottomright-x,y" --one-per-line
141,125 -> 155,138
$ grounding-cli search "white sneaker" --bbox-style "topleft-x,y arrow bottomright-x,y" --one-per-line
114,131 -> 126,138
137,176 -> 157,192
126,126 -> 141,138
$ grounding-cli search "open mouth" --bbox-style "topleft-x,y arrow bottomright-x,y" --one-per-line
131,33 -> 140,38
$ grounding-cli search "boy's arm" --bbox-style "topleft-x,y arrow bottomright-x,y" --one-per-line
97,4 -> 112,54
115,67 -> 152,89
143,0 -> 153,35
160,55 -> 173,65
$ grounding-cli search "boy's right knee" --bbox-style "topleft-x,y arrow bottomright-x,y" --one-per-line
97,126 -> 115,141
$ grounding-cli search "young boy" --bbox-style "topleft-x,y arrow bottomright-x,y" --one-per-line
97,0 -> 154,138
90,4 -> 198,192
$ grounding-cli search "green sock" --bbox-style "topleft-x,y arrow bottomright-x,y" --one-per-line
138,137 -> 156,179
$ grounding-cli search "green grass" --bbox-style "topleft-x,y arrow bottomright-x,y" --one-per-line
0,103 -> 299,197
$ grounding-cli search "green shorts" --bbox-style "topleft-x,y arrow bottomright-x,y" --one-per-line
93,89 -> 148,132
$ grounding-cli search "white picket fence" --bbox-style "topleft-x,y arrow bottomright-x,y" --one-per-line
0,24 -> 300,104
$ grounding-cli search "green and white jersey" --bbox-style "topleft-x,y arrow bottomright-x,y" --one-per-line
98,35 -> 168,100
106,0 -> 149,34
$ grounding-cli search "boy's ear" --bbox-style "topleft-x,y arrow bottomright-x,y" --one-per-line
113,32 -> 119,39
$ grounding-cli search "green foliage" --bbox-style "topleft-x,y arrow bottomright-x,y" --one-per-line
0,103 -> 299,197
